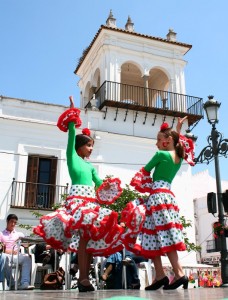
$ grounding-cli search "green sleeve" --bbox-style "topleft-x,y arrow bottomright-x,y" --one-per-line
92,167 -> 103,187
66,122 -> 80,180
66,122 -> 103,186
144,152 -> 160,172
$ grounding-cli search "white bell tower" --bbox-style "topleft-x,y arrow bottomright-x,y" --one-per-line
75,10 -> 202,129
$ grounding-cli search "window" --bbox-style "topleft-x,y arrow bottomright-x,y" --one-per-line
25,155 -> 57,208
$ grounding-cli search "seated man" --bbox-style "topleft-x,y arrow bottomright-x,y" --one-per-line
34,242 -> 63,270
101,251 -> 123,289
122,250 -> 145,289
0,252 -> 14,289
0,214 -> 34,290
101,251 -> 142,290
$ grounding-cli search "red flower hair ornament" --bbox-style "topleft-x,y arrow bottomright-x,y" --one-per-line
160,122 -> 169,131
82,128 -> 91,137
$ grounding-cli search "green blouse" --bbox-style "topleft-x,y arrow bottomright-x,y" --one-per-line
66,122 -> 103,187
144,150 -> 183,184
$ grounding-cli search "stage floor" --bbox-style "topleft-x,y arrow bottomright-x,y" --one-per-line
0,288 -> 227,300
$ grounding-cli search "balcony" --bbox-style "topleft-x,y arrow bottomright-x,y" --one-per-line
10,179 -> 68,210
89,81 -> 203,127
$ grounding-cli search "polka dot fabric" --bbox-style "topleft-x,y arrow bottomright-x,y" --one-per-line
121,180 -> 186,258
33,184 -> 124,256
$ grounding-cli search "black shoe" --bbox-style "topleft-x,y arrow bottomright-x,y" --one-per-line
163,275 -> 189,290
78,281 -> 95,292
145,276 -> 169,290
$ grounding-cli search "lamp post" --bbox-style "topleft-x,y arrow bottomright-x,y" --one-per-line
194,95 -> 228,285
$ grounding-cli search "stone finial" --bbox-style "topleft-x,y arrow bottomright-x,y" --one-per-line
106,9 -> 117,28
166,28 -> 177,42
125,15 -> 134,32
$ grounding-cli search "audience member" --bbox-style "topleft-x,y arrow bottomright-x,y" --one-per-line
0,251 -> 14,289
101,252 -> 123,289
34,242 -> 63,271
70,252 -> 79,278
0,214 -> 34,290
122,250 -> 142,289
101,250 -> 141,290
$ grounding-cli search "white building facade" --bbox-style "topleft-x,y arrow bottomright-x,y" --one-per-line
0,12 -> 204,265
193,170 -> 228,265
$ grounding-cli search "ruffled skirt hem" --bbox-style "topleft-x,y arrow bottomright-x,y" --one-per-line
33,182 -> 124,256
121,178 -> 186,257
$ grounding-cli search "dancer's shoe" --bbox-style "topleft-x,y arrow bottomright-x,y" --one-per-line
163,275 -> 189,290
145,276 -> 169,290
78,280 -> 95,292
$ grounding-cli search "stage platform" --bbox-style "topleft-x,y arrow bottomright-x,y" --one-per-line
0,287 -> 227,300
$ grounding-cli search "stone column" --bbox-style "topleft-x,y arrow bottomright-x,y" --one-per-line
143,75 -> 149,107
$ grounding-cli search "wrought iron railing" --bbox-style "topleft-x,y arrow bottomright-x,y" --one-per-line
10,179 -> 68,210
89,81 -> 203,125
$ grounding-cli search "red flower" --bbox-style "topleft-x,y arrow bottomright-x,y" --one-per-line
213,221 -> 228,237
160,123 -> 169,131
213,222 -> 221,228
82,128 -> 91,136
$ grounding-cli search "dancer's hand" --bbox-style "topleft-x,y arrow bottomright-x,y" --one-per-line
69,96 -> 74,108
176,116 -> 188,133
120,222 -> 126,228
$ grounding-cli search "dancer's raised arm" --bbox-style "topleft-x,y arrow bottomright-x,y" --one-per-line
176,116 -> 188,134
69,95 -> 74,108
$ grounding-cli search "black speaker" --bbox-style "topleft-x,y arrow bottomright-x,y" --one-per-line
223,190 -> 228,212
207,192 -> 217,214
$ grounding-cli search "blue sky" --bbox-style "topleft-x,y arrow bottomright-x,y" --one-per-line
1,0 -> 228,181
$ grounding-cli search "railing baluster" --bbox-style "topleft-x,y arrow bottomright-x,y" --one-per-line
88,81 -> 203,121
10,180 -> 68,210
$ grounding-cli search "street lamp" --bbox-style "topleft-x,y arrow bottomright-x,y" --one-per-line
194,95 -> 228,285
185,129 -> 198,142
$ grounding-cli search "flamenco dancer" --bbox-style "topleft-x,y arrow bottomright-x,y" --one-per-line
34,96 -> 123,292
121,117 -> 195,290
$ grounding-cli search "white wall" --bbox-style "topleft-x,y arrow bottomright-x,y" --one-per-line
0,96 -> 196,265
192,170 -> 228,262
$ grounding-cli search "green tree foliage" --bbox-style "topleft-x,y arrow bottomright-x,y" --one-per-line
180,216 -> 201,252
101,184 -> 144,218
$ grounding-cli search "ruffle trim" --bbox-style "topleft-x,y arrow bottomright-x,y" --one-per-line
149,188 -> 175,197
179,134 -> 195,166
130,167 -> 153,193
148,202 -> 179,213
142,222 -> 183,234
57,108 -> 82,132
126,242 -> 186,258
33,195 -> 125,255
121,200 -> 146,232
33,220 -> 70,251
96,178 -> 123,205
64,195 -> 96,210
